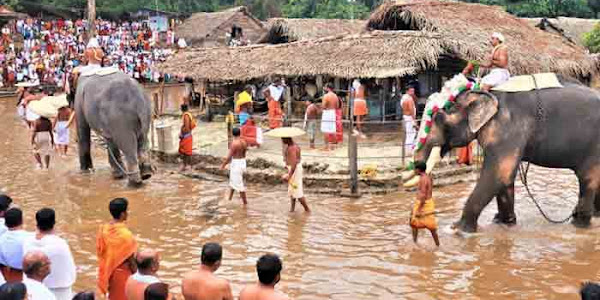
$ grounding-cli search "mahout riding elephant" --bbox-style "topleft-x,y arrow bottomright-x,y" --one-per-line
75,70 -> 153,186
404,77 -> 600,233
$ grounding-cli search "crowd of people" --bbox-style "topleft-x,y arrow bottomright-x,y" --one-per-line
0,195 -> 290,300
0,18 -> 180,90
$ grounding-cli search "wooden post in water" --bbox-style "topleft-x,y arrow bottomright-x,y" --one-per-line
87,0 -> 96,38
345,81 -> 360,198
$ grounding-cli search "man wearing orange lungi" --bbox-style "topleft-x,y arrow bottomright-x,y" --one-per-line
179,104 -> 196,172
240,117 -> 262,148
97,198 -> 138,300
410,161 -> 440,247
457,141 -> 474,165
352,79 -> 368,138
265,89 -> 283,129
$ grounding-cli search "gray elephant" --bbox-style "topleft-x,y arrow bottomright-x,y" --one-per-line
75,71 -> 153,186
404,77 -> 600,233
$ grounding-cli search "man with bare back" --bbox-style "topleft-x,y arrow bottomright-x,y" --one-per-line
182,243 -> 233,300
410,161 -> 440,247
282,137 -> 310,213
320,83 -> 338,151
220,127 -> 248,205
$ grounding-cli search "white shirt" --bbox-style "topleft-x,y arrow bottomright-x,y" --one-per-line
131,272 -> 160,284
23,234 -> 77,289
23,277 -> 57,300
0,218 -> 7,237
0,229 -> 34,269
268,84 -> 285,102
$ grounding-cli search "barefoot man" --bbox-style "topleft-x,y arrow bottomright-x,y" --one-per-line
401,87 -> 417,156
181,243 -> 233,300
320,83 -> 338,151
463,32 -> 509,91
220,128 -> 248,205
303,98 -> 319,149
179,104 -> 196,172
410,161 -> 440,247
282,136 -> 310,213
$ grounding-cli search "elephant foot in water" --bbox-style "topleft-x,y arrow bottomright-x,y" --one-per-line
571,211 -> 592,228
451,218 -> 477,233
112,169 -> 126,180
139,163 -> 153,181
492,213 -> 517,226
127,172 -> 144,188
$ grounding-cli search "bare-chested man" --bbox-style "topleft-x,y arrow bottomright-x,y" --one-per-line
463,32 -> 509,91
320,83 -> 339,151
303,99 -> 319,149
409,161 -> 440,247
282,137 -> 310,213
239,254 -> 288,300
182,243 -> 233,300
401,87 -> 417,156
220,128 -> 248,205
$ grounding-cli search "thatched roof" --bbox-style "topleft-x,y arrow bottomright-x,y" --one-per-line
366,0 -> 597,77
176,6 -> 264,47
523,17 -> 598,46
258,18 -> 366,44
160,31 -> 449,81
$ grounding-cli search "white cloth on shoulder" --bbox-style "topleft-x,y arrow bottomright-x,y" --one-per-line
321,109 -> 336,134
288,163 -> 304,199
481,68 -> 510,87
229,158 -> 247,192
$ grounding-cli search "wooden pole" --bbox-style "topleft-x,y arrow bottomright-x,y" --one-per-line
348,82 -> 359,196
87,0 -> 96,38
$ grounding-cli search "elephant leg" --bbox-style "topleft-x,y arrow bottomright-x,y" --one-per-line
137,133 -> 153,181
455,150 -> 521,233
76,111 -> 93,172
112,131 -> 142,187
106,139 -> 125,179
572,166 -> 599,228
493,183 -> 517,225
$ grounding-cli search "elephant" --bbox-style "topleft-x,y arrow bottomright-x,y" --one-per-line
75,70 -> 153,186
404,77 -> 600,233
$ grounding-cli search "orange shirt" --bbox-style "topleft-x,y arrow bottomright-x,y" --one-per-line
97,223 -> 137,295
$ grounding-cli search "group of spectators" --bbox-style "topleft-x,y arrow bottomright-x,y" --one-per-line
0,17 -> 181,90
0,194 -> 289,300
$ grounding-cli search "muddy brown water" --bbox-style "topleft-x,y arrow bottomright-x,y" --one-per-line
0,98 -> 598,299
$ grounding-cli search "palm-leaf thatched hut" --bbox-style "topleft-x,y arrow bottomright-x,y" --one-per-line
523,17 -> 598,47
257,18 -> 366,44
176,6 -> 266,48
366,0 -> 598,78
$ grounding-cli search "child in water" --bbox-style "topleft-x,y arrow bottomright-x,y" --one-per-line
410,161 -> 440,246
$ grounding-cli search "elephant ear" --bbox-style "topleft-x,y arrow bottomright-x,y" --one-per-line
465,91 -> 498,133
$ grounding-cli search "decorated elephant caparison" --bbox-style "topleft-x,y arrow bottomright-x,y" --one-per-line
75,70 -> 153,186
403,77 -> 600,233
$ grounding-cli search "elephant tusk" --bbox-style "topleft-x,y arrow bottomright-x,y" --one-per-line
403,175 -> 420,188
401,170 -> 416,181
426,146 -> 442,174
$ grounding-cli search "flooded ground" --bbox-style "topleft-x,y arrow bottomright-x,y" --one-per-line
0,98 -> 598,299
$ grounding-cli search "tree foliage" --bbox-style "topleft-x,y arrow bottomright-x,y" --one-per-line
583,23 -> 600,53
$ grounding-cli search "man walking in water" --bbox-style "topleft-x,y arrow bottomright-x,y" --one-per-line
282,137 -> 310,213
410,161 -> 440,247
181,243 -> 233,300
31,116 -> 54,169
220,128 -> 248,205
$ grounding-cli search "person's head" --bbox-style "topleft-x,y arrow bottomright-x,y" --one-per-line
23,250 -> 51,282
407,87 -> 415,96
491,32 -> 504,46
136,249 -> 160,275
414,161 -> 427,175
144,282 -> 170,300
180,104 -> 189,112
4,208 -> 23,229
281,137 -> 293,145
35,208 -> 55,232
0,194 -> 13,217
257,254 -> 282,286
0,282 -> 27,300
72,291 -> 95,300
581,282 -> 600,300
244,85 -> 253,93
273,77 -> 281,86
201,243 -> 222,271
232,127 -> 241,138
305,98 -> 314,106
109,197 -> 128,221
324,83 -> 334,92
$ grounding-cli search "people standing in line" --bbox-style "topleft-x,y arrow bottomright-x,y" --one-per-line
179,104 -> 196,172
409,161 -> 440,247
352,79 -> 368,138
31,115 -> 54,169
0,194 -> 12,237
401,87 -> 417,157
320,83 -> 339,151
125,249 -> 161,300
0,208 -> 32,282
239,254 -> 288,300
22,208 -> 77,300
181,243 -> 233,300
220,128 -> 248,205
281,136 -> 310,213
303,98 -> 319,149
96,198 -> 138,300
22,250 -> 56,300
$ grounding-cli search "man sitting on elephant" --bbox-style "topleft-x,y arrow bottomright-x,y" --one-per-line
463,32 -> 509,91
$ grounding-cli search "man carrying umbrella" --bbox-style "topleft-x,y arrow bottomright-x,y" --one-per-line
266,127 -> 310,213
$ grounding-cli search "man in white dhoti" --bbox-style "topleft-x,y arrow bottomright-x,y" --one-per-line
321,83 -> 339,151
464,32 -> 510,91
401,87 -> 417,156
282,136 -> 310,213
220,128 -> 248,205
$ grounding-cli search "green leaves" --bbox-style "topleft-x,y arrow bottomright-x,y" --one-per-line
583,23 -> 600,53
